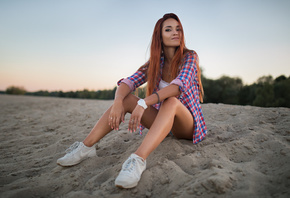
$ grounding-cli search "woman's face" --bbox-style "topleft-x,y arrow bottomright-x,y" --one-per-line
161,18 -> 181,48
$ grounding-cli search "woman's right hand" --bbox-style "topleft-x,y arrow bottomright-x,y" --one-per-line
108,99 -> 125,131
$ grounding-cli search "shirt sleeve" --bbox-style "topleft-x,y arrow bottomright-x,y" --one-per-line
117,61 -> 149,91
170,51 -> 199,93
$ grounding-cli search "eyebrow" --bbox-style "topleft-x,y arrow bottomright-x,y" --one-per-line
164,25 -> 180,28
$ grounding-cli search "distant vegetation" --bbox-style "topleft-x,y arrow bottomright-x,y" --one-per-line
25,87 -> 118,100
2,74 -> 290,108
201,74 -> 290,108
5,86 -> 27,95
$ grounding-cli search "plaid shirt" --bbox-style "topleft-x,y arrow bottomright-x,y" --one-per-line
117,50 -> 207,144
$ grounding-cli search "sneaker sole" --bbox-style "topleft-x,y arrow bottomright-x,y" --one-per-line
115,179 -> 139,189
115,183 -> 137,189
56,151 -> 96,167
56,157 -> 86,167
57,161 -> 81,167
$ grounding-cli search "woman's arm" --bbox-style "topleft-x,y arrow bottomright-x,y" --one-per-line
144,84 -> 180,106
114,62 -> 149,132
128,84 -> 180,132
114,83 -> 131,103
117,61 -> 149,92
109,83 -> 131,131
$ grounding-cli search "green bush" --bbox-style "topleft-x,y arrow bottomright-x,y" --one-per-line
6,86 -> 26,95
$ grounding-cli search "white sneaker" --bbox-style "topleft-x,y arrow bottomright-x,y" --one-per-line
57,141 -> 96,166
115,153 -> 146,188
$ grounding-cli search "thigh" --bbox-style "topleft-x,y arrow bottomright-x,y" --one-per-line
171,100 -> 194,140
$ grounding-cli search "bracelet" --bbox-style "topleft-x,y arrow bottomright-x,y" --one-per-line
153,92 -> 160,103
137,99 -> 148,109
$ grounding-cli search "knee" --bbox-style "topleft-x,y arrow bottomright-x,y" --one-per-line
161,97 -> 179,109
123,93 -> 138,104
122,94 -> 138,112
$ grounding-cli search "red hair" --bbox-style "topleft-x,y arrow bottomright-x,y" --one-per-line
139,13 -> 204,102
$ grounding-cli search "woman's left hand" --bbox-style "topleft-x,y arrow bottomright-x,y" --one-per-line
129,105 -> 145,133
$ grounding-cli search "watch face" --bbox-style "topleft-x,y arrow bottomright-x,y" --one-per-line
138,99 -> 147,109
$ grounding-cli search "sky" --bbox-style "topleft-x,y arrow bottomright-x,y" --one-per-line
1,0 -> 290,92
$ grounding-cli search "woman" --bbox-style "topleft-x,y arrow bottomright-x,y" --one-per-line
57,13 -> 207,189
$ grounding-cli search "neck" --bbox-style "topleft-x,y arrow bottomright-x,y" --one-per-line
163,47 -> 176,64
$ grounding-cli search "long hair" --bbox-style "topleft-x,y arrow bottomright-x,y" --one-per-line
139,13 -> 204,102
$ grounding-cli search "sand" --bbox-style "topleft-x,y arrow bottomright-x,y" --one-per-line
0,94 -> 289,198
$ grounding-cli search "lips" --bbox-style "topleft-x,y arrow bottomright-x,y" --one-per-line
172,37 -> 179,40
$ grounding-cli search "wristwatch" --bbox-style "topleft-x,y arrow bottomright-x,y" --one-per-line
137,99 -> 148,109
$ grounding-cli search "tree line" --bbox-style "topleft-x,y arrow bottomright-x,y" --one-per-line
5,86 -> 117,100
201,74 -> 290,107
3,74 -> 290,108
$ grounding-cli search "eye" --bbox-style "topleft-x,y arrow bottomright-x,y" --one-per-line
165,29 -> 171,32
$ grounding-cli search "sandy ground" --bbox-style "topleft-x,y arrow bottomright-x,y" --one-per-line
0,94 -> 289,198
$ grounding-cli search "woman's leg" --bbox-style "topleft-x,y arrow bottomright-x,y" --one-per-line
114,96 -> 194,188
135,97 -> 194,160
83,94 -> 158,147
57,93 -> 159,167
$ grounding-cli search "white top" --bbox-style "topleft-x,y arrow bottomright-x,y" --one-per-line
159,79 -> 170,90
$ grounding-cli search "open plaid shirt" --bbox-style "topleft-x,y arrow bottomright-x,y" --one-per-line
117,50 -> 207,144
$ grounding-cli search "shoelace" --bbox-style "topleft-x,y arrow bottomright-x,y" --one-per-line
65,141 -> 81,154
123,157 -> 137,173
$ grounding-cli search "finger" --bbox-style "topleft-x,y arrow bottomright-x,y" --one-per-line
111,117 -> 115,130
113,117 -> 117,130
110,115 -> 114,130
121,113 -> 125,123
132,118 -> 138,133
108,115 -> 112,127
137,118 -> 141,133
115,117 -> 120,131
135,118 -> 140,133
129,118 -> 134,133
128,119 -> 132,133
